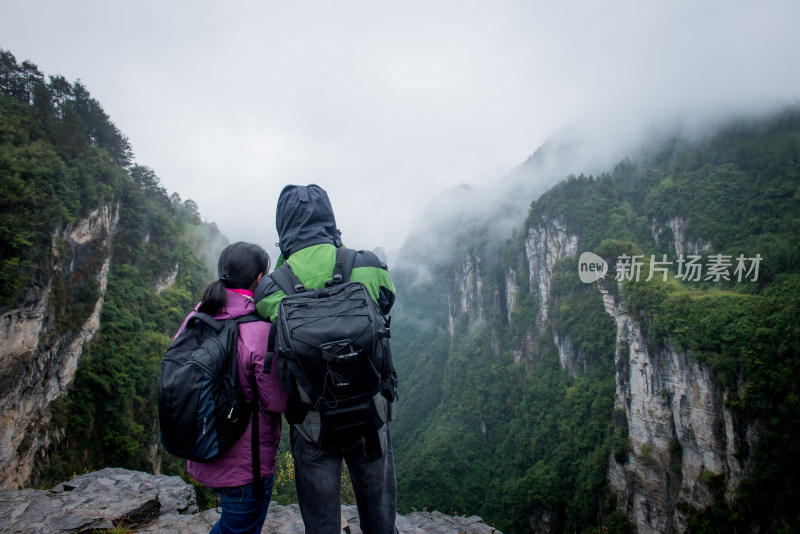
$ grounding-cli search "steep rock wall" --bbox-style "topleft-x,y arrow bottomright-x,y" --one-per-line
446,215 -> 582,367
0,203 -> 119,489
525,215 -> 578,327
653,217 -> 711,257
552,334 -> 591,379
599,281 -> 756,533
155,262 -> 179,295
521,213 -> 758,532
408,206 -> 760,532
448,253 -> 485,336
504,267 -> 519,324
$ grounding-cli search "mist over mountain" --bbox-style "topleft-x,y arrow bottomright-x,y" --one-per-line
397,97 -> 799,278
2,48 -> 799,534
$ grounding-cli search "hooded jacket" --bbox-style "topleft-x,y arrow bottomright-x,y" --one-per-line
254,184 -> 396,321
175,291 -> 286,488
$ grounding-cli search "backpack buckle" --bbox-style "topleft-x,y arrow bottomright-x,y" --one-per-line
326,274 -> 343,287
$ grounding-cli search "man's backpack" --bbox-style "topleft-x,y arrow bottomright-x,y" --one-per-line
158,313 -> 263,464
270,247 -> 396,445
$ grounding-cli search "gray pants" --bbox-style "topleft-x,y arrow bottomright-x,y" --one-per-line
290,424 -> 397,534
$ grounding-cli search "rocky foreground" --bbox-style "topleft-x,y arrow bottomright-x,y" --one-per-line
0,468 -> 501,533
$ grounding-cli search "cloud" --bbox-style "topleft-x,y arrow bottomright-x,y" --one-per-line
2,0 -> 799,262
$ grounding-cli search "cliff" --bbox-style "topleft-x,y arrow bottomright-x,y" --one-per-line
526,214 -> 759,533
0,203 -> 119,489
513,213 -> 759,532
599,280 -> 756,534
0,54 -> 221,490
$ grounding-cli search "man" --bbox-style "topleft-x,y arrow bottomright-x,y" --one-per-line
254,184 -> 397,534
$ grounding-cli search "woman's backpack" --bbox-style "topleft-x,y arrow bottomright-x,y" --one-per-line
158,313 -> 263,462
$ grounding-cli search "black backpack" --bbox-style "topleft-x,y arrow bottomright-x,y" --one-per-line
158,312 -> 264,477
270,247 -> 395,445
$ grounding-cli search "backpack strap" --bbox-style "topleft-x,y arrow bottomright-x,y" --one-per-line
271,263 -> 306,295
187,312 -> 223,332
283,356 -> 322,408
233,313 -> 264,496
232,313 -> 264,325
265,325 -> 277,375
250,385 -> 262,497
327,247 -> 357,286
188,312 -> 261,329
272,247 -> 357,292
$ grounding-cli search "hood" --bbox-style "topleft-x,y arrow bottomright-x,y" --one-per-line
216,290 -> 256,320
276,184 -> 341,258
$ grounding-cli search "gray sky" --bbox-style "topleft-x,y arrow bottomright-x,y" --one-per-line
2,1 -> 800,257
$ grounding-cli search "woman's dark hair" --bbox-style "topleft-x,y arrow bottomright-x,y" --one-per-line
197,242 -> 271,315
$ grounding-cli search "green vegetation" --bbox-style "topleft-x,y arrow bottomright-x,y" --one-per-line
0,50 -> 224,488
0,50 -> 134,308
394,234 -> 619,533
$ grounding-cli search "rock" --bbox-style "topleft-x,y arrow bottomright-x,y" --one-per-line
525,215 -> 579,326
136,508 -> 220,534
599,280 -> 756,534
147,501 -> 503,534
0,468 -> 501,534
399,511 -> 500,534
0,467 -> 194,533
0,202 -> 120,490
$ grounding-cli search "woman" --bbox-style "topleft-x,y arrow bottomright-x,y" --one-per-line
176,241 -> 287,533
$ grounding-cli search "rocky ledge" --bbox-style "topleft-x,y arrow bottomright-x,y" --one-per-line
0,468 -> 501,534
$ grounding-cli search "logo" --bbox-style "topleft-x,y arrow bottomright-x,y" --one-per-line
578,252 -> 608,283
577,252 -> 762,283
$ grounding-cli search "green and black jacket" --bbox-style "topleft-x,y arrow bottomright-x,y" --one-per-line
254,184 -> 395,321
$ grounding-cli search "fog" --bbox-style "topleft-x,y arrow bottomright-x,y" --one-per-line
2,1 -> 799,262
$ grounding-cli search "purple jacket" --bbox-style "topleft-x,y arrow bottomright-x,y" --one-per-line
175,290 -> 287,488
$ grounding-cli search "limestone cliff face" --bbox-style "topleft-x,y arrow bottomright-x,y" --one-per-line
154,262 -> 179,295
448,253 -> 485,336
0,203 -> 119,489
447,252 -> 506,359
446,216 -> 584,370
552,333 -> 592,379
652,216 -> 711,257
525,216 -> 584,378
599,280 -> 756,534
482,213 -> 755,532
525,215 -> 578,327
504,267 -> 519,324
446,215 -> 579,337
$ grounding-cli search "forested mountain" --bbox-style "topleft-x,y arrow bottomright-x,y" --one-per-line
390,109 -> 800,533
0,49 -> 226,489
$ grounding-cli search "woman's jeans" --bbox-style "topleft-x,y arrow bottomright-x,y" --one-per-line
210,475 -> 276,534
291,424 -> 397,534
